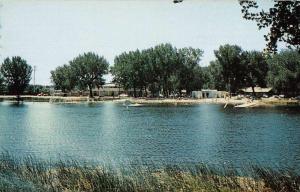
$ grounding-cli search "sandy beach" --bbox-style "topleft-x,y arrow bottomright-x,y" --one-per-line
0,95 -> 299,107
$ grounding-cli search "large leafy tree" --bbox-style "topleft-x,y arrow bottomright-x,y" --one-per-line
267,50 -> 300,96
50,64 -> 76,93
214,44 -> 245,94
112,51 -> 142,97
0,56 -> 32,96
69,52 -> 109,98
111,52 -> 131,91
112,44 -> 204,97
152,43 -> 178,96
140,47 -> 161,97
128,50 -> 148,97
177,47 -> 204,94
241,51 -> 268,95
202,61 -> 226,90
240,1 -> 300,52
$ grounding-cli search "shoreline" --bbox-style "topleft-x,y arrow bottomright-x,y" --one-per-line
0,95 -> 299,107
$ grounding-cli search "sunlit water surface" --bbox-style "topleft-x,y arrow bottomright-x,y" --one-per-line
0,101 -> 299,169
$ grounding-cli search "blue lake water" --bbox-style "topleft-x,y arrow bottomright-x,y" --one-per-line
0,101 -> 300,169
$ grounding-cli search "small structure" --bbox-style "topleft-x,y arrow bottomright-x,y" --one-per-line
192,89 -> 228,99
201,89 -> 218,98
91,83 -> 151,97
192,91 -> 202,99
97,83 -> 124,97
240,87 -> 272,97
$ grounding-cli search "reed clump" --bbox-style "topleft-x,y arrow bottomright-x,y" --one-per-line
0,153 -> 299,192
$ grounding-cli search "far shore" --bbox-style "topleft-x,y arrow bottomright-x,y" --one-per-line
0,95 -> 299,107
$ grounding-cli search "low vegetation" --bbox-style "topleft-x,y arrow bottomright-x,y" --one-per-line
0,153 -> 299,192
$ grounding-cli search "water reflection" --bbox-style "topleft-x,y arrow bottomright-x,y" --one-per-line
0,101 -> 299,169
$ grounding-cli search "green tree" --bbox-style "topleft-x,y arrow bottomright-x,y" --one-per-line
112,44 -> 178,97
0,56 -> 32,96
50,64 -> 76,93
0,72 -> 5,94
112,51 -> 137,97
202,61 -> 226,90
177,47 -> 204,94
69,52 -> 109,98
152,43 -> 178,97
111,53 -> 131,91
141,47 -> 161,97
267,50 -> 300,96
189,65 -> 204,92
241,51 -> 268,95
240,1 -> 300,52
112,44 -> 204,97
129,50 -> 148,97
214,44 -> 245,94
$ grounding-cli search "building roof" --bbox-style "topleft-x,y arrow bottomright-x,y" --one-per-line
201,89 -> 218,92
102,83 -> 117,88
241,87 -> 272,93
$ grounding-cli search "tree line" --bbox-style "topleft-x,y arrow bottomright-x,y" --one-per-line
1,45 -> 299,97
111,43 -> 300,97
111,43 -> 204,97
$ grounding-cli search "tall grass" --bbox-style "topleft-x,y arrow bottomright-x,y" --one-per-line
0,153 -> 299,192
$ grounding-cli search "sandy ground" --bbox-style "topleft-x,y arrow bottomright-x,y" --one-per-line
116,97 -> 300,107
0,95 -> 299,107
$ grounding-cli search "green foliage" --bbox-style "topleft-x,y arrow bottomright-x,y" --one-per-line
241,51 -> 269,94
47,46 -> 297,98
214,44 -> 245,93
112,49 -> 147,97
177,47 -> 204,93
69,52 -> 109,98
202,61 -> 226,90
112,43 -> 204,97
240,1 -> 300,52
205,46 -> 271,96
0,56 -> 32,96
0,72 -> 5,94
51,64 -> 76,93
267,50 -> 300,96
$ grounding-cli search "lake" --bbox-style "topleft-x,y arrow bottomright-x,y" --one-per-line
0,101 -> 300,170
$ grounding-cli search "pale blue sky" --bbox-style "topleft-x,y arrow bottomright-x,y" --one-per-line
0,0 -> 274,85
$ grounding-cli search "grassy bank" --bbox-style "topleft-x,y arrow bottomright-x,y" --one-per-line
0,153 -> 299,192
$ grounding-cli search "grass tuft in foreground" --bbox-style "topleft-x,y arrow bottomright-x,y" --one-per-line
0,153 -> 299,192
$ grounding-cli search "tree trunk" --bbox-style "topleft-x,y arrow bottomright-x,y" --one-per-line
251,85 -> 256,97
139,88 -> 142,98
227,81 -> 231,98
133,87 -> 137,98
89,84 -> 93,98
144,86 -> 148,97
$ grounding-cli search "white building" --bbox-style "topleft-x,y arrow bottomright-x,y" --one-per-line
192,89 -> 228,99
